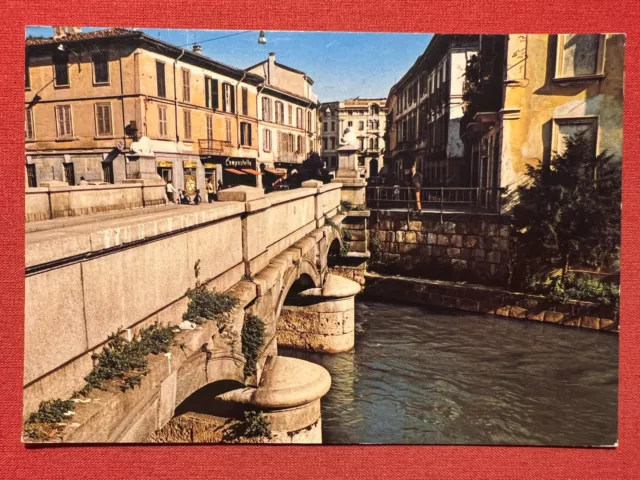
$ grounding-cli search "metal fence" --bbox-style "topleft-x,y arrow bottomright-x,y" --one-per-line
366,186 -> 504,214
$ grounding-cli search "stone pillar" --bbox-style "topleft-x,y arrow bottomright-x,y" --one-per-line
331,144 -> 366,208
278,274 -> 360,353
126,156 -> 160,180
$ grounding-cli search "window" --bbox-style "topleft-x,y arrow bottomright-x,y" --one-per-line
330,138 -> 335,149
95,103 -> 113,136
263,128 -> 272,152
225,118 -> 232,143
182,69 -> 191,102
205,77 -> 219,110
206,115 -> 213,140
25,56 -> 30,90
369,138 -> 374,150
307,111 -> 312,132
262,97 -> 272,121
92,52 -> 109,84
323,138 -> 327,150
275,101 -> 284,124
296,135 -> 303,154
156,61 -> 166,98
53,51 -> 69,87
241,87 -> 248,116
553,117 -> 598,155
348,121 -> 353,127
26,164 -> 37,187
25,108 -> 35,140
557,34 -> 603,78
331,121 -> 335,131
183,109 -> 192,140
442,58 -> 447,83
102,161 -> 114,184
296,108 -> 303,129
240,122 -> 252,146
323,122 -> 327,132
359,121 -> 364,130
358,138 -> 364,150
55,105 -> 73,138
158,106 -> 168,137
287,104 -> 292,125
223,83 -> 235,113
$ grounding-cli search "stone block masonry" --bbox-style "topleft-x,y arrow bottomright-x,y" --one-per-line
369,211 -> 511,285
364,272 -> 618,332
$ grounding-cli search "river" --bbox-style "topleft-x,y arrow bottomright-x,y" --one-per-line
280,299 -> 618,445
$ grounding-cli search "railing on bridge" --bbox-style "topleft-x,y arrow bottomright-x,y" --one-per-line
366,186 -> 505,215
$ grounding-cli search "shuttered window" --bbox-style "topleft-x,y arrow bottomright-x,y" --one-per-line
92,53 -> 109,84
240,122 -> 252,146
25,108 -> 35,140
183,109 -> 192,140
158,106 -> 168,137
263,128 -> 272,152
55,104 -> 73,138
182,68 -> 191,102
53,51 -> 69,87
241,87 -> 248,115
95,103 -> 113,136
225,118 -> 232,143
156,61 -> 166,98
206,115 -> 213,140
223,83 -> 235,113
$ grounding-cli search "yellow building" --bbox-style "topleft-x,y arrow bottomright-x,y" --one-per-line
25,28 -> 265,194
463,34 -> 625,206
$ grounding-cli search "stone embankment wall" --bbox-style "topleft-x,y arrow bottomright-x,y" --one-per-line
364,273 -> 618,332
368,211 -> 511,285
25,179 -> 167,222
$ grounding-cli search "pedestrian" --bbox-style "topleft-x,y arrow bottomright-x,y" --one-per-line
79,176 -> 88,186
166,181 -> 178,204
193,189 -> 202,205
410,163 -> 423,212
206,178 -> 215,203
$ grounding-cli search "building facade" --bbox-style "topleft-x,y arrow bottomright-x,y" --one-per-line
319,98 -> 387,178
462,34 -> 625,205
245,52 -> 320,188
385,35 -> 478,186
25,28 -> 320,195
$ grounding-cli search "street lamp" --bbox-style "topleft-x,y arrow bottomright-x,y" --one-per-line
258,31 -> 267,45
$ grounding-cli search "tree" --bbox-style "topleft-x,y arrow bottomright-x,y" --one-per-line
511,131 -> 621,289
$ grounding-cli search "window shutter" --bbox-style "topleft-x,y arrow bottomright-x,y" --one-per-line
96,105 -> 104,134
64,106 -> 71,136
212,79 -> 219,110
205,78 -> 210,109
230,85 -> 236,113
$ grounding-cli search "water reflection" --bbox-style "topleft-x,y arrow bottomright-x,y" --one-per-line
280,300 -> 618,445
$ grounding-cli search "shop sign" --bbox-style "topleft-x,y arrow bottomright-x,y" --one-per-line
224,158 -> 255,169
204,163 -> 216,169
183,161 -> 198,168
157,160 -> 173,168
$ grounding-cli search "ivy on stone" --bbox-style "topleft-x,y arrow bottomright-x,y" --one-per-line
241,313 -> 265,379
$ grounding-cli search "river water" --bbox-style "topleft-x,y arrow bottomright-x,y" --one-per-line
280,299 -> 618,445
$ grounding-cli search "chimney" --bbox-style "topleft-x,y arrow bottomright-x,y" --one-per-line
192,44 -> 202,54
267,52 -> 276,85
53,27 -> 67,40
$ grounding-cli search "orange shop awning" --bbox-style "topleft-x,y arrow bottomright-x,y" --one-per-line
225,168 -> 246,175
241,168 -> 263,176
264,168 -> 287,176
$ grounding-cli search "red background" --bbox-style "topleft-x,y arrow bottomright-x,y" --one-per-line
2,1 -> 638,478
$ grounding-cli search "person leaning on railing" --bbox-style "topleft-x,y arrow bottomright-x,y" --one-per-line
410,163 -> 423,212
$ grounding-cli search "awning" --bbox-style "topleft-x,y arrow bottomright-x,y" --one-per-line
225,168 -> 246,175
241,168 -> 263,176
264,168 -> 287,176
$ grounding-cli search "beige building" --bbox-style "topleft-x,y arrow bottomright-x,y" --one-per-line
461,34 -> 624,210
385,35 -> 478,186
319,98 -> 387,178
245,53 -> 320,187
25,28 -> 277,195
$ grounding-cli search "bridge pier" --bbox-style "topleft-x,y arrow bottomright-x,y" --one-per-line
278,274 -> 360,353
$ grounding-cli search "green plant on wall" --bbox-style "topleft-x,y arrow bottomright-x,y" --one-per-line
183,260 -> 240,348
242,410 -> 272,438
23,399 -> 76,440
241,313 -> 266,379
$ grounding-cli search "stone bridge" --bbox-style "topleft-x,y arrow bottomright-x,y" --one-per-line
24,180 -> 364,443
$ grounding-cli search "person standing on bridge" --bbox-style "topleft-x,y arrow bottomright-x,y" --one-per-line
165,181 -> 178,204
206,178 -> 215,203
410,163 -> 423,212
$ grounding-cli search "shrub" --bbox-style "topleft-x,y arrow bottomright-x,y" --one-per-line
242,410 -> 272,438
241,314 -> 266,379
24,399 -> 75,440
529,274 -> 619,308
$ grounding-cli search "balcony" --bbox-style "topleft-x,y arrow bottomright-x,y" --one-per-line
198,139 -> 233,156
277,152 -> 306,164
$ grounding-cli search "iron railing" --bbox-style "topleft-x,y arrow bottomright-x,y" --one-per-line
366,185 -> 505,215
198,139 -> 232,156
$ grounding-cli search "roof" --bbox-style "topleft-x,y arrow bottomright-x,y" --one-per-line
245,58 -> 315,84
263,84 -> 319,107
26,28 -> 264,84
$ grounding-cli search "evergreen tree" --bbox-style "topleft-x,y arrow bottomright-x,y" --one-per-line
511,131 -> 621,289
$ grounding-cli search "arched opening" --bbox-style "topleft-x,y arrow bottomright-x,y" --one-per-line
327,238 -> 342,267
175,379 -> 245,417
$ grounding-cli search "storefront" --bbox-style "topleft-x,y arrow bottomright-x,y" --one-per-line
220,157 -> 262,188
183,160 -> 198,196
157,160 -> 173,183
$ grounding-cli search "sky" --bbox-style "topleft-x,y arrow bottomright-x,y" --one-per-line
26,26 -> 432,102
